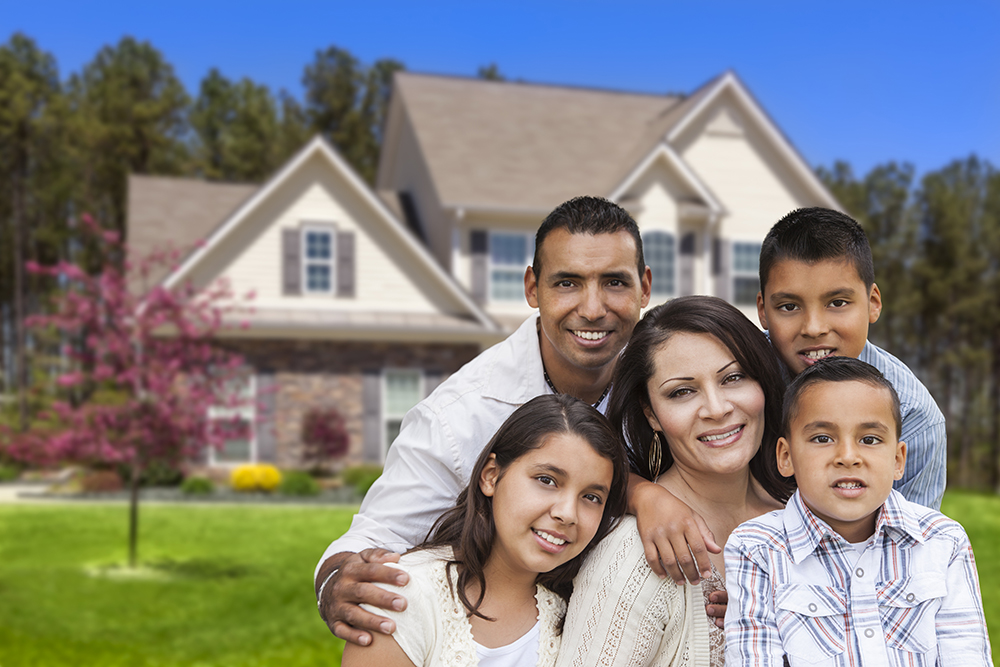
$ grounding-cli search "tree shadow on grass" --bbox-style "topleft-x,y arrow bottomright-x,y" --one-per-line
85,557 -> 253,581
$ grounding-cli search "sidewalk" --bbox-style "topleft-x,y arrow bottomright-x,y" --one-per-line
0,483 -> 51,503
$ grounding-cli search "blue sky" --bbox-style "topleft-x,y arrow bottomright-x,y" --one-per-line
5,1 -> 998,178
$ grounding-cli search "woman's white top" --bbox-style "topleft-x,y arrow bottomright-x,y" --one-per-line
362,548 -> 566,666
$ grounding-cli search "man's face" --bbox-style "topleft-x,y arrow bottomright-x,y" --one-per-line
525,228 -> 650,384
777,380 -> 905,543
757,258 -> 881,376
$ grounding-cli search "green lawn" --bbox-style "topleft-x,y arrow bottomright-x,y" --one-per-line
0,492 -> 996,666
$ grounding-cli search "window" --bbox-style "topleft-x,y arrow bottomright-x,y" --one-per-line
643,231 -> 676,299
490,232 -> 534,302
383,370 -> 423,454
207,374 -> 256,465
732,242 -> 762,306
303,227 -> 334,294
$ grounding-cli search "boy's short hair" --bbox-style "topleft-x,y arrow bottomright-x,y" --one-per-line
759,207 -> 875,294
782,356 -> 901,439
533,196 -> 645,278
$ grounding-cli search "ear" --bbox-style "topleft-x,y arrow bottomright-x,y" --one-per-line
642,403 -> 662,433
756,290 -> 769,330
524,266 -> 539,309
479,453 -> 500,497
776,437 -> 795,478
893,440 -> 906,481
868,283 -> 882,324
640,265 -> 652,308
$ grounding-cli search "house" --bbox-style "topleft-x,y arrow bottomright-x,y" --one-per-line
126,70 -> 838,469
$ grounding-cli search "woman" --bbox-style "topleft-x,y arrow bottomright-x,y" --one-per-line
342,394 -> 629,667
556,296 -> 795,667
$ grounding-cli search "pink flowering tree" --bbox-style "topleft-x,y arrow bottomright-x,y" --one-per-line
12,214 -> 253,567
300,406 -> 350,474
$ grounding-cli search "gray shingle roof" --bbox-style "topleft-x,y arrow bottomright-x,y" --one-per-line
394,73 -> 691,210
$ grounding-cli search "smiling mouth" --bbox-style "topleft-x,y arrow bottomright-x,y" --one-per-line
834,480 -> 865,489
573,330 -> 608,341
698,425 -> 743,443
532,529 -> 567,546
801,349 -> 834,361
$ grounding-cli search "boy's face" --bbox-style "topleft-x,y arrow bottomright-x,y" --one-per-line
777,380 -> 906,543
757,258 -> 882,376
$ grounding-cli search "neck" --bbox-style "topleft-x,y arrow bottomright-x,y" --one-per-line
478,552 -> 539,605
660,465 -> 758,525
539,349 -> 614,406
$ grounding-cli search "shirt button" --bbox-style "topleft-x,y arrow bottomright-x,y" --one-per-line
906,592 -> 916,603
808,603 -> 817,612
864,628 -> 875,639
855,567 -> 864,578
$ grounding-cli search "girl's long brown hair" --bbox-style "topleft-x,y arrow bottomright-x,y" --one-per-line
417,393 -> 628,620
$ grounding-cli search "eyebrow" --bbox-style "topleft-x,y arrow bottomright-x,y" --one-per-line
549,270 -> 633,283
802,420 -> 890,432
769,287 -> 858,302
659,360 -> 737,388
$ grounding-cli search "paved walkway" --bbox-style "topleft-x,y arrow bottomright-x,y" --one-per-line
0,483 -> 51,503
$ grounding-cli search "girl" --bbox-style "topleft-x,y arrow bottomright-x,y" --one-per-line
341,393 -> 629,667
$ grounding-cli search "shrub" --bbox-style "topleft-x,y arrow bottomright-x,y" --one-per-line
230,464 -> 282,493
0,464 -> 21,482
180,476 -> 214,495
300,406 -> 349,472
280,470 -> 320,496
341,464 -> 383,496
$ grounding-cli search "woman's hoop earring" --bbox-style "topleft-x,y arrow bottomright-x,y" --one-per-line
648,431 -> 663,482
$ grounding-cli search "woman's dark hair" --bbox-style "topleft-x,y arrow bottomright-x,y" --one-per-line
419,393 -> 629,619
607,295 -> 794,503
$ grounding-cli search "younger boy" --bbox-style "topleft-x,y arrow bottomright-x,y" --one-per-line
757,207 -> 946,509
724,357 -> 991,666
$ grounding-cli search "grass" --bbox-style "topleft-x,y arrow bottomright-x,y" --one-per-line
0,492 -> 996,666
0,502 -> 356,667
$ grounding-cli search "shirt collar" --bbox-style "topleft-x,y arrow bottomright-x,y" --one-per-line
784,489 -> 924,562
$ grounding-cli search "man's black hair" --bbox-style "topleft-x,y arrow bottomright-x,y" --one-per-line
533,196 -> 644,278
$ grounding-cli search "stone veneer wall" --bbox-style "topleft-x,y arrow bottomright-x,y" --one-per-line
223,339 -> 480,468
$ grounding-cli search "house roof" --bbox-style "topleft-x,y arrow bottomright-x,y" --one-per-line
391,72 -> 687,211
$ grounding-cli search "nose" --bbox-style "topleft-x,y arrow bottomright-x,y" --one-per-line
801,308 -> 830,339
577,283 -> 608,321
549,492 -> 578,526
698,387 -> 734,421
834,440 -> 862,467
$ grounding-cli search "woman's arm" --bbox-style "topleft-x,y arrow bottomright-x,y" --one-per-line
342,631 -> 418,667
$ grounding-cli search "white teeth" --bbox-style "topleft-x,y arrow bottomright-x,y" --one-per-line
574,330 -> 608,341
534,529 -> 566,545
835,481 -> 863,489
803,349 -> 833,360
699,426 -> 742,442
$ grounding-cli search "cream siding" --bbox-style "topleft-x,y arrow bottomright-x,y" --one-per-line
186,154 -> 443,315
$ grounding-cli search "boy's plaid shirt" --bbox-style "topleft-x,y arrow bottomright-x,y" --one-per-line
724,490 -> 992,667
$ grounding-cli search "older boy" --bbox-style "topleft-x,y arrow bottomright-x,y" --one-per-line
724,357 -> 991,666
757,207 -> 946,509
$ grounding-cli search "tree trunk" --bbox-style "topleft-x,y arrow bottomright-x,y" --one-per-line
128,460 -> 141,568
12,160 -> 28,432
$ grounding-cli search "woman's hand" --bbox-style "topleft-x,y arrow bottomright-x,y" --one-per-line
627,472 -> 721,584
316,548 -> 409,646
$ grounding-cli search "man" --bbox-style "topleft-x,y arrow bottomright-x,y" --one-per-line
317,196 -> 722,645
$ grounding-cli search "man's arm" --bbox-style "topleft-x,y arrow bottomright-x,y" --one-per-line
315,402 -> 465,644
723,534 -> 784,667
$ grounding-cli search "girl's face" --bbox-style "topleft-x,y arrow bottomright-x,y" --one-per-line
479,431 -> 613,582
643,332 -> 766,478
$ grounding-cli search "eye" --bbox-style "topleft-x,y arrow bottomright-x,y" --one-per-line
668,387 -> 694,399
722,372 -> 746,385
555,280 -> 574,288
776,303 -> 798,312
536,475 -> 556,486
607,278 -> 626,287
829,299 -> 849,308
811,434 -> 833,444
583,492 -> 604,505
860,435 -> 882,445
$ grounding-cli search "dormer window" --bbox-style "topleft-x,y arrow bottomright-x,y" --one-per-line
303,227 -> 334,294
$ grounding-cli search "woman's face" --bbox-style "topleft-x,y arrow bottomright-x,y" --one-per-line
643,332 -> 766,477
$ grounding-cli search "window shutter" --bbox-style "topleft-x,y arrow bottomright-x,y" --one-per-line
256,373 -> 278,463
282,229 -> 301,295
362,369 -> 382,462
336,231 -> 355,297
470,230 -> 489,304
713,239 -> 732,302
679,232 -> 695,296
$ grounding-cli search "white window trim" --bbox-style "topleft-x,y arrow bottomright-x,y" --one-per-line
207,374 -> 257,466
488,230 -> 535,303
643,230 -> 678,300
731,239 -> 763,306
302,224 -> 336,295
381,369 -> 424,461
